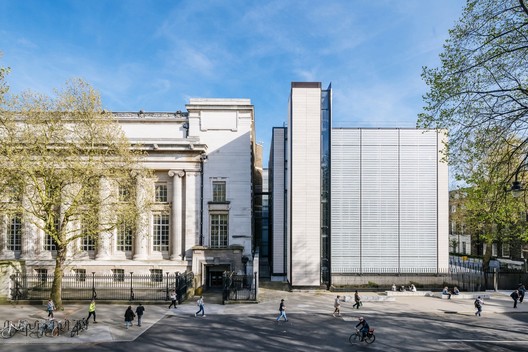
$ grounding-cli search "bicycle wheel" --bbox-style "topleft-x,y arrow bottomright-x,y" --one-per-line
2,326 -> 15,339
37,327 -> 44,338
365,334 -> 376,344
348,332 -> 359,344
52,326 -> 60,337
70,325 -> 78,337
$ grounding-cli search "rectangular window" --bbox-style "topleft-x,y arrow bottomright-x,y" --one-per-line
150,269 -> 163,282
7,215 -> 22,251
74,269 -> 86,282
112,269 -> 125,282
45,234 -> 57,251
82,236 -> 96,251
36,269 -> 48,284
210,213 -> 228,248
503,243 -> 510,257
152,214 -> 169,251
81,217 -> 96,251
118,184 -> 132,202
117,220 -> 134,252
155,184 -> 168,203
462,242 -> 467,255
212,181 -> 226,202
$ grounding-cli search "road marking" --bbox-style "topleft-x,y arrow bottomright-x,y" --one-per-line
439,339 -> 528,344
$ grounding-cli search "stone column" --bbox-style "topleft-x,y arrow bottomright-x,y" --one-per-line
169,170 -> 185,261
96,177 -> 112,259
184,170 -> 199,260
133,175 -> 149,260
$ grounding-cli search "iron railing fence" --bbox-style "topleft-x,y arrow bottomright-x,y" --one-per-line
10,271 -> 194,302
223,272 -> 257,303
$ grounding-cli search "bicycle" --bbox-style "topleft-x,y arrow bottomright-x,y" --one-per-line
1,319 -> 30,339
70,318 -> 89,337
36,318 -> 60,337
349,328 -> 376,344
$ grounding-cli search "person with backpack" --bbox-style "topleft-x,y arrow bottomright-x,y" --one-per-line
474,296 -> 483,316
276,299 -> 288,322
518,283 -> 526,303
195,296 -> 205,317
124,306 -> 135,329
352,290 -> 362,309
46,299 -> 55,318
135,303 -> 145,327
168,290 -> 177,309
511,289 -> 520,308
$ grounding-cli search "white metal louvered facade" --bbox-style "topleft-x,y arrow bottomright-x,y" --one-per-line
331,129 -> 448,274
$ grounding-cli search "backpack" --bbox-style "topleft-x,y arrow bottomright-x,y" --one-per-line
474,299 -> 481,308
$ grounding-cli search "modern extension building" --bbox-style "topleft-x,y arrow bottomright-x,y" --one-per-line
0,98 -> 259,295
270,82 -> 449,288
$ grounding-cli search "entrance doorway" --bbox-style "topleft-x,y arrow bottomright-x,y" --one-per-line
206,265 -> 230,289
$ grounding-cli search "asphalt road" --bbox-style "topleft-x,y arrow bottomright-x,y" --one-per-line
5,309 -> 528,352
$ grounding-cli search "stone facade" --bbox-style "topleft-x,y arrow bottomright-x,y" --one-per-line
0,99 -> 257,297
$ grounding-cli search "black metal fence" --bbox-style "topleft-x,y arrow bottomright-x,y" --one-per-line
223,271 -> 257,303
10,271 -> 194,302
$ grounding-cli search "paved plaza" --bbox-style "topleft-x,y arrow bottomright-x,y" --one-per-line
1,288 -> 527,351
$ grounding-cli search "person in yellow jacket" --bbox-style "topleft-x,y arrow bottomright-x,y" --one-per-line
87,299 -> 97,323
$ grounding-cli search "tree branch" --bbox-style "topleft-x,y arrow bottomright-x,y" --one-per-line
521,0 -> 528,16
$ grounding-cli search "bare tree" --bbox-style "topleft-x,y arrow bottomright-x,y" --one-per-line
0,78 -> 150,308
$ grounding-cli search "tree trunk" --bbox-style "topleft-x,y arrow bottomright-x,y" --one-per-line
50,245 -> 67,310
482,241 -> 493,290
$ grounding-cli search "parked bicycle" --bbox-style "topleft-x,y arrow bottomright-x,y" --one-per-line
37,318 -> 60,337
70,318 -> 89,337
349,328 -> 376,344
1,319 -> 30,339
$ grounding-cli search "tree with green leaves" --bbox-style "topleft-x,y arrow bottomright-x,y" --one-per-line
452,142 -> 528,287
419,0 -> 528,189
0,78 -> 149,308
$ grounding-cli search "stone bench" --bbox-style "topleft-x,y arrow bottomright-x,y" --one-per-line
438,293 -> 491,299
343,295 -> 395,302
385,291 -> 433,297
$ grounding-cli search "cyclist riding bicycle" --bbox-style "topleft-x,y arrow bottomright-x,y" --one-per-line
355,316 -> 370,341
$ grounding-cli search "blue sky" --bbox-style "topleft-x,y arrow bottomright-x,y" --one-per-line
0,0 -> 465,164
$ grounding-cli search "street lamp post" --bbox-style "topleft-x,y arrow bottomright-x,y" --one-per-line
129,272 -> 134,301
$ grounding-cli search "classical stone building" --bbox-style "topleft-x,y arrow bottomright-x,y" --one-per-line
0,98 -> 258,294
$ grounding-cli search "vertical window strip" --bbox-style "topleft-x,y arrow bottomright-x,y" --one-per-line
155,184 -> 168,203
210,214 -> 228,248
212,181 -> 226,202
117,221 -> 133,252
7,215 -> 22,251
153,214 -> 169,251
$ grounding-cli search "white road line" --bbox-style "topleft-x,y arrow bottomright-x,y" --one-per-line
439,339 -> 528,344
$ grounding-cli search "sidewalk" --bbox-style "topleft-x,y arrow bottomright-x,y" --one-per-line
0,289 -> 524,344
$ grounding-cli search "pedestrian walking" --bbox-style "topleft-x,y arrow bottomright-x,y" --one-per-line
124,306 -> 135,329
518,283 -> 526,303
87,299 -> 97,323
168,290 -> 177,309
135,303 -> 145,327
511,289 -> 519,308
333,295 -> 341,317
46,299 -> 55,318
195,296 -> 205,317
474,296 -> 483,316
276,298 -> 288,322
352,290 -> 362,309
